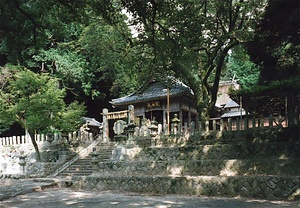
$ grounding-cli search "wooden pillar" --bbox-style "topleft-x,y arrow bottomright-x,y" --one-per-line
188,111 -> 191,128
163,109 -> 167,135
236,118 -> 240,131
167,87 -> 170,134
228,118 -> 232,131
245,114 -> 249,130
179,108 -> 183,134
196,114 -> 200,131
102,108 -> 108,143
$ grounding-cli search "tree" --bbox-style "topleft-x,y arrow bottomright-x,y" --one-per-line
247,0 -> 300,84
233,0 -> 300,125
0,0 -> 90,66
0,0 -> 141,117
0,67 -> 86,161
121,0 -> 266,121
225,45 -> 259,90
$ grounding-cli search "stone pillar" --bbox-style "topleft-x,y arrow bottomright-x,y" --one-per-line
102,108 -> 108,143
128,105 -> 134,123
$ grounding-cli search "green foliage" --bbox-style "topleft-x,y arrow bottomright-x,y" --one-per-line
56,101 -> 86,133
33,48 -> 96,97
77,20 -> 142,97
121,0 -> 266,119
0,67 -> 85,134
247,0 -> 300,83
0,0 -> 90,65
232,75 -> 300,96
225,45 -> 259,90
0,0 -> 140,103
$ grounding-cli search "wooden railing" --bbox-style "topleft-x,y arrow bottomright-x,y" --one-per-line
131,115 -> 292,138
207,115 -> 289,132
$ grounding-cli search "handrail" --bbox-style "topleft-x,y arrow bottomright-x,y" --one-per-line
49,134 -> 100,177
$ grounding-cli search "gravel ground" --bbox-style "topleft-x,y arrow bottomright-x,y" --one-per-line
1,187 -> 299,208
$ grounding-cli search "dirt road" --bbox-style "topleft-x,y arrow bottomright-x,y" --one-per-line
1,187 -> 299,208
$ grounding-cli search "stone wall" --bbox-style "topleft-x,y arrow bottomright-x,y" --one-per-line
132,142 -> 300,161
96,159 -> 300,177
71,175 -> 300,200
0,141 -> 75,176
68,127 -> 300,200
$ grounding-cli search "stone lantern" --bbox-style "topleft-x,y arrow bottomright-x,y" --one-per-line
18,151 -> 27,175
90,148 -> 99,175
172,114 -> 180,135
126,120 -> 136,147
46,132 -> 54,143
148,117 -> 158,146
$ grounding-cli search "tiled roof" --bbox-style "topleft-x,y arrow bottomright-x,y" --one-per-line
82,117 -> 101,127
110,80 -> 194,106
224,98 -> 239,108
221,109 -> 246,118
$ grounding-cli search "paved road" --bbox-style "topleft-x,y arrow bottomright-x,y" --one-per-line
1,187 -> 299,208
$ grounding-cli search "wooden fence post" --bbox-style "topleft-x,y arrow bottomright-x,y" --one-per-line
205,121 -> 209,132
269,115 -> 273,127
260,117 -> 264,127
220,119 -> 224,131
212,120 -> 216,131
252,117 -> 256,128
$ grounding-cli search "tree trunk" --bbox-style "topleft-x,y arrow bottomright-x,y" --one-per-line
27,130 -> 41,162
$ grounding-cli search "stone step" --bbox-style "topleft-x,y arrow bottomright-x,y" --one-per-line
69,174 -> 300,201
57,142 -> 116,177
59,172 -> 92,177
67,166 -> 93,170
96,159 -> 300,177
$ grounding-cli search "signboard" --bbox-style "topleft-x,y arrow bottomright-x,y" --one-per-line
146,101 -> 160,108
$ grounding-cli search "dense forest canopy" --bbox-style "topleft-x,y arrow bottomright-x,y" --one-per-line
0,0 -> 299,131
247,0 -> 300,84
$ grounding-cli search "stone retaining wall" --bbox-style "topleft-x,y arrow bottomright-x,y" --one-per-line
133,142 -> 300,161
71,175 -> 300,200
96,159 -> 300,176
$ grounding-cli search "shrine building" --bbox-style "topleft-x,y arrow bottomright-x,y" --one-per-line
110,79 -> 199,133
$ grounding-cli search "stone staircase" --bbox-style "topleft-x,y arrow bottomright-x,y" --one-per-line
67,127 -> 300,200
57,142 -> 116,177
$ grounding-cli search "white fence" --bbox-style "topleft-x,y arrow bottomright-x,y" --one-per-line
0,130 -> 95,147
